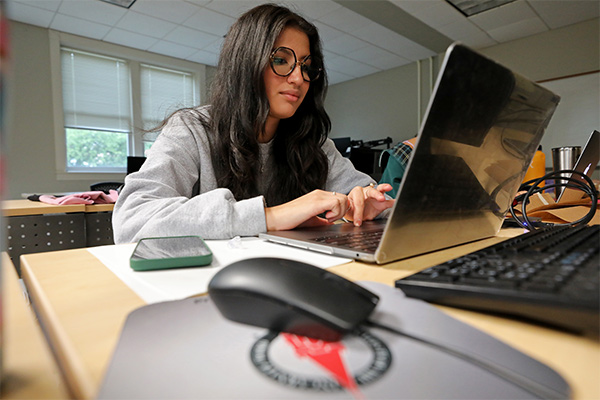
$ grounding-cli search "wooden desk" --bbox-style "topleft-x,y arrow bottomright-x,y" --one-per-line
21,233 -> 600,400
3,199 -> 114,274
3,199 -> 114,217
1,253 -> 69,399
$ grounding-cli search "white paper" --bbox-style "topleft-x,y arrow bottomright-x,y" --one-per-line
87,237 -> 352,304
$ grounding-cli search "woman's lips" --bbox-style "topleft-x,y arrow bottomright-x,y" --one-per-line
281,91 -> 300,102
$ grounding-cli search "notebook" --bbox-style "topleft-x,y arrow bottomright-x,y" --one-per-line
259,43 -> 560,264
555,129 -> 599,203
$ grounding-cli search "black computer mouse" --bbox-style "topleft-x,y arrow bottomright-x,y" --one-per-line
207,257 -> 379,341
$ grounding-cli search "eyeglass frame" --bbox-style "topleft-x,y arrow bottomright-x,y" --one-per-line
268,46 -> 323,82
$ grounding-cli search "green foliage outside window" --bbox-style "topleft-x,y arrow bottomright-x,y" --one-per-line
66,128 -> 128,168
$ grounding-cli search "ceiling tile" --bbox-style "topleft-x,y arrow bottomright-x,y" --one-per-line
326,54 -> 379,77
148,40 -> 197,59
327,69 -> 354,85
186,49 -> 219,65
411,1 -> 465,28
163,26 -> 220,49
183,7 -> 235,37
350,22 -> 434,60
346,45 -> 410,69
469,0 -> 537,31
389,0 -> 442,14
57,0 -> 127,26
436,19 -> 495,44
436,18 -> 479,38
353,23 -> 428,58
317,6 -> 372,32
116,11 -> 177,39
50,13 -> 111,40
312,21 -> 345,42
487,16 -> 548,42
322,49 -> 339,61
527,0 -> 600,29
202,37 -> 223,54
203,0 -> 264,17
438,25 -> 497,48
130,0 -> 202,24
282,0 -> 342,21
9,0 -> 61,12
351,21 -> 398,46
5,1 -> 55,27
324,34 -> 370,56
458,32 -> 497,49
184,0 -> 211,7
103,27 -> 159,51
396,41 -> 437,61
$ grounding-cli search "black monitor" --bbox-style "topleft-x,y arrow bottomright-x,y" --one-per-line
127,156 -> 146,174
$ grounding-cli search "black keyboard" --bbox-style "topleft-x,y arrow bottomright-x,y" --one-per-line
395,224 -> 599,334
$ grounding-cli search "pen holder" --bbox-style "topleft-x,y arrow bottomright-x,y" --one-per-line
551,146 -> 581,198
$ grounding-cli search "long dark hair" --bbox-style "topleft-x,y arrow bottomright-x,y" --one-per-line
205,3 -> 330,206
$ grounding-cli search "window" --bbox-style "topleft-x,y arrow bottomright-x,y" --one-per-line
59,46 -> 198,174
62,49 -> 131,172
140,65 -> 195,153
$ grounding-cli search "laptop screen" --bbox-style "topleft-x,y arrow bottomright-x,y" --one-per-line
378,44 -> 560,262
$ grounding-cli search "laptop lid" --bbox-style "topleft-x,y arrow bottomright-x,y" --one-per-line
556,130 -> 599,203
260,43 -> 560,264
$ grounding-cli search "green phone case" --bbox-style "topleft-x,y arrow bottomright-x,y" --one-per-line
129,236 -> 213,271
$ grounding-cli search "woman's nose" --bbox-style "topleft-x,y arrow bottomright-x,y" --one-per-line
287,63 -> 304,84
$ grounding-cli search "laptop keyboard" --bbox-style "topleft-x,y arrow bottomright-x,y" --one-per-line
311,229 -> 383,253
395,224 -> 599,333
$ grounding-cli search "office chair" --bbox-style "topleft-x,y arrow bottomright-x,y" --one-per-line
90,181 -> 123,194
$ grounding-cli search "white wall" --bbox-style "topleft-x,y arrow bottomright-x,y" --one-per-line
5,18 -> 599,199
325,56 -> 439,145
6,22 -> 56,200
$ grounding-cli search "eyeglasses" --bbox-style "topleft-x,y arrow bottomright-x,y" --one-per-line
269,46 -> 323,82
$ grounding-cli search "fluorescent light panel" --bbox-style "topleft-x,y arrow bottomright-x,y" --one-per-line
445,0 -> 515,16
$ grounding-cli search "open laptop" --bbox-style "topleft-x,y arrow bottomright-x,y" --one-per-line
555,130 -> 599,203
259,43 -> 560,264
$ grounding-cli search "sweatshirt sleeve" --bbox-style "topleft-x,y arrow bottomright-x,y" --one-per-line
323,139 -> 392,219
322,139 -> 376,193
112,110 -> 267,244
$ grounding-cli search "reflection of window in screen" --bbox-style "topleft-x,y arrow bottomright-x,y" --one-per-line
141,65 -> 196,154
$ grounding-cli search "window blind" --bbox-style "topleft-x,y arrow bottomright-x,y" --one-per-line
61,48 -> 131,132
140,64 -> 195,131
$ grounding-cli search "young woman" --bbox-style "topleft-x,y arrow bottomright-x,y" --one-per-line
112,3 -> 394,243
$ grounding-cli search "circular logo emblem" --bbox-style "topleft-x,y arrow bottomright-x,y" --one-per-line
250,329 -> 392,393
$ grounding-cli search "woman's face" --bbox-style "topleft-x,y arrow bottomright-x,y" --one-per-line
263,27 -> 311,131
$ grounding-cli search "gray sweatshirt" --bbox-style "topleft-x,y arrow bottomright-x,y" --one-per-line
112,106 -> 376,243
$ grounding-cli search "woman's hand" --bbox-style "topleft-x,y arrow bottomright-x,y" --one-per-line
346,183 -> 394,226
265,189 -> 351,231
264,184 -> 395,231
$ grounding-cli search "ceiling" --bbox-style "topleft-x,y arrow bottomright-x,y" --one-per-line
6,0 -> 600,85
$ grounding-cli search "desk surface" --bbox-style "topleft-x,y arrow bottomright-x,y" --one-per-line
21,232 -> 600,400
2,253 -> 70,399
3,199 -> 114,217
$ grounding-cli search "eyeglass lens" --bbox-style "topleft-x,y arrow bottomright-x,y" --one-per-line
271,47 -> 321,82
